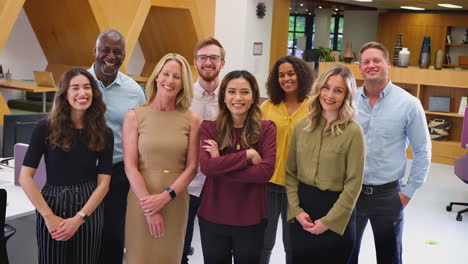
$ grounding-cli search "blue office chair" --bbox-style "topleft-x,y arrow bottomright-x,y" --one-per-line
0,189 -> 16,264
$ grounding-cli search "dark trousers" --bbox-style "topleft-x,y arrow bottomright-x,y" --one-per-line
260,183 -> 292,264
199,217 -> 267,264
181,194 -> 201,264
98,162 -> 129,264
290,183 -> 355,264
37,181 -> 103,264
350,181 -> 404,264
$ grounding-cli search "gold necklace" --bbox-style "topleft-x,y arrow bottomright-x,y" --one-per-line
235,131 -> 241,150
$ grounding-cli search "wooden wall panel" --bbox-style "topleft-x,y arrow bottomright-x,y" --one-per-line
377,13 -> 468,66
1,0 -> 214,79
151,0 -> 191,9
139,6 -> 198,76
190,0 -> 215,39
269,0 -> 290,70
0,93 -> 12,126
139,0 -> 215,77
0,0 -> 26,52
24,0 -> 100,67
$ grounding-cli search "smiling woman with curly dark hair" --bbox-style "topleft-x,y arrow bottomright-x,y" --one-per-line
260,55 -> 313,264
265,56 -> 313,105
19,68 -> 113,264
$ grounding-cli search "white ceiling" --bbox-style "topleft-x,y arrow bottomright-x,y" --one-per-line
332,0 -> 468,10
290,0 -> 468,11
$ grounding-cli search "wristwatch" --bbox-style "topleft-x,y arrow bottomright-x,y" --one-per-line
77,211 -> 88,222
165,187 -> 176,200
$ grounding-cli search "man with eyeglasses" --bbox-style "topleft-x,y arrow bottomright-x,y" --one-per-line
181,37 -> 225,264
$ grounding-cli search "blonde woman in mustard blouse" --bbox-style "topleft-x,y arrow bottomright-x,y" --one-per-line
285,64 -> 365,264
260,56 -> 313,264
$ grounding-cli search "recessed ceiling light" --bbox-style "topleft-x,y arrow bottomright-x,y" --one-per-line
353,0 -> 373,2
437,3 -> 463,8
400,6 -> 425,10
309,13 -> 312,15
300,3 -> 303,7
335,8 -> 339,11
319,6 -> 322,9
305,9 -> 308,11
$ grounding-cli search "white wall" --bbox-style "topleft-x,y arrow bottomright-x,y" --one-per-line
215,0 -> 273,96
126,41 -> 145,76
0,9 -> 47,101
342,10 -> 379,60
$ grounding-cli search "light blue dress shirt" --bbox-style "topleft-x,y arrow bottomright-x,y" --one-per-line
355,80 -> 431,198
88,66 -> 146,164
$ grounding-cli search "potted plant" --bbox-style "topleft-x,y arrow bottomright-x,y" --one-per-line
317,46 -> 334,62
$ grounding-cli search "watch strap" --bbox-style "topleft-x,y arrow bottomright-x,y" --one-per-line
165,187 -> 176,200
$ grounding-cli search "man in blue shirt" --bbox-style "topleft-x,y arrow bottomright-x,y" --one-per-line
88,29 -> 146,264
350,42 -> 431,264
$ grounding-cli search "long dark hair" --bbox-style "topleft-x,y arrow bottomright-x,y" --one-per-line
266,56 -> 313,104
47,68 -> 107,151
216,70 -> 262,150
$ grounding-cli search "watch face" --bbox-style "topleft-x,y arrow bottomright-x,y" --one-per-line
78,211 -> 87,221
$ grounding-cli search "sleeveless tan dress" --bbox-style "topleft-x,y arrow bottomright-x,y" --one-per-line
125,105 -> 190,264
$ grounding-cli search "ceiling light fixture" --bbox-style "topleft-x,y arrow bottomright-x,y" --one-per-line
400,6 -> 425,10
306,9 -> 308,11
300,3 -> 304,6
309,12 -> 312,15
319,6 -> 322,9
437,3 -> 463,8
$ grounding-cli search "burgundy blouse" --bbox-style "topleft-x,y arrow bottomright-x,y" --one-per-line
198,120 -> 276,226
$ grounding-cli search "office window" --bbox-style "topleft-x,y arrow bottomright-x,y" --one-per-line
329,15 -> 344,51
288,15 -> 307,57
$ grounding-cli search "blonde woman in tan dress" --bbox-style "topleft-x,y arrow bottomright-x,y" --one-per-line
122,53 -> 200,264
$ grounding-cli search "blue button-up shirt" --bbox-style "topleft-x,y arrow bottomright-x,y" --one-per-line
88,66 -> 146,164
355,80 -> 431,198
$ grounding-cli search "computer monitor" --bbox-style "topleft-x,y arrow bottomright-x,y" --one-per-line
2,113 -> 48,158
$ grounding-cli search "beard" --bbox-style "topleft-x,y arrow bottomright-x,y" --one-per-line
197,67 -> 220,82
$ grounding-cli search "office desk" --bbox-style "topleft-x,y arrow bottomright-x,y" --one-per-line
0,165 -> 35,221
0,80 -> 56,112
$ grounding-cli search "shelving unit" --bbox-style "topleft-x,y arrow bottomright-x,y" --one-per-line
319,62 -> 468,165
444,26 -> 468,68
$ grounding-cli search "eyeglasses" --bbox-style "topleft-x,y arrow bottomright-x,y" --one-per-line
196,55 -> 222,63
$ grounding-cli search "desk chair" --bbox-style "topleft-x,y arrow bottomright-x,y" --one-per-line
1,189 -> 16,264
446,107 -> 468,221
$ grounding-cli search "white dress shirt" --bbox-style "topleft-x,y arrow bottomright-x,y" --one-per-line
188,80 -> 219,196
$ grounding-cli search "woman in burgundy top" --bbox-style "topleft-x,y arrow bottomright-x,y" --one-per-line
198,70 -> 276,264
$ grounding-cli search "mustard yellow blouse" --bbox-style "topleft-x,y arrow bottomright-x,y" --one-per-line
261,98 -> 309,186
